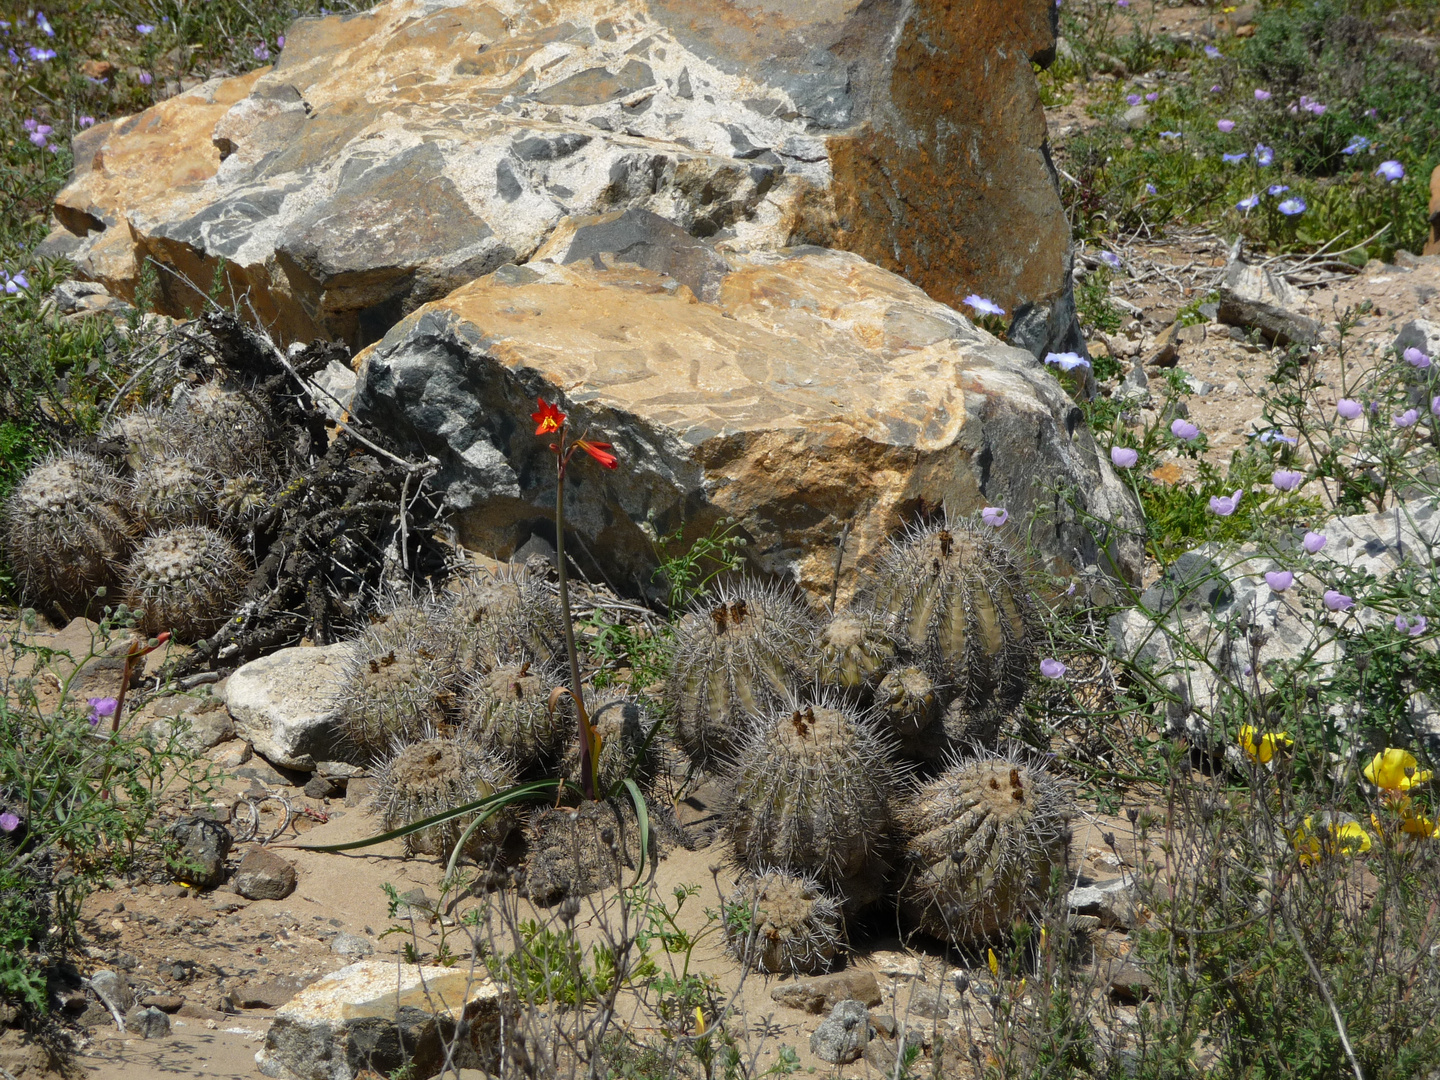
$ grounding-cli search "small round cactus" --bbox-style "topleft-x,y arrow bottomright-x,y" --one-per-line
100,406 -> 186,470
130,457 -> 221,529
523,798 -> 648,904
939,698 -> 1008,752
446,567 -> 565,673
460,658 -> 565,770
170,383 -> 272,475
668,579 -> 817,766
815,608 -> 896,695
560,691 -> 657,794
372,737 -> 516,859
873,516 -> 1036,710
898,750 -> 1071,943
123,525 -> 247,640
2,450 -> 133,612
722,869 -> 844,975
215,474 -> 270,524
874,665 -> 943,757
724,692 -> 898,907
337,612 -> 459,761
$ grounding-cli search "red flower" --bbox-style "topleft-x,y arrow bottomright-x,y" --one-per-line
575,439 -> 619,469
532,398 -> 565,436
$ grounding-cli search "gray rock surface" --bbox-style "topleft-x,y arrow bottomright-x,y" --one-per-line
166,817 -> 233,889
87,970 -> 133,1028
1067,877 -> 1141,930
809,999 -> 871,1065
1217,258 -> 1321,347
123,1005 -> 172,1039
770,970 -> 882,1014
330,934 -> 375,959
255,960 -> 506,1080
221,642 -> 354,770
1393,318 -> 1440,361
233,848 -> 299,901
148,701 -> 235,752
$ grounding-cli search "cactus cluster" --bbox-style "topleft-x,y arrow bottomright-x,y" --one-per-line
171,383 -> 274,476
372,737 -> 516,858
447,567 -> 566,672
460,657 -> 565,771
336,608 -> 459,761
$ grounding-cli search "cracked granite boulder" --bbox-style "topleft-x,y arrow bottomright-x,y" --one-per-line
53,0 -> 1076,355
352,218 -> 1140,602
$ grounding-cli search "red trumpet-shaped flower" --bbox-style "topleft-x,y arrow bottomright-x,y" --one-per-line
532,398 -> 565,436
574,439 -> 618,469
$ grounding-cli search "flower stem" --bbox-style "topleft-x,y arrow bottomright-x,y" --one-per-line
554,441 -> 594,798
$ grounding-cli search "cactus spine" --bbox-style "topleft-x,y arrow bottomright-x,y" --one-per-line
722,869 -> 844,975
122,525 -> 247,640
460,657 -> 564,771
898,750 -> 1071,943
130,457 -> 221,529
372,737 -> 515,858
337,609 -> 459,761
446,566 -> 566,673
668,580 -> 816,765
724,692 -> 898,907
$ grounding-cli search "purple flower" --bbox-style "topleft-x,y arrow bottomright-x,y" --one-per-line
88,696 -> 118,726
1111,446 -> 1139,468
1403,347 -> 1431,369
1431,394 -> 1440,417
964,294 -> 1006,317
0,812 -> 18,833
1258,429 -> 1297,445
1045,351 -> 1092,372
1396,614 -> 1428,637
1171,418 -> 1200,440
1254,89 -> 1272,101
1205,45 -> 1222,58
27,46 -> 56,61
36,12 -> 54,36
1100,251 -> 1122,270
1145,91 -> 1158,102
1395,408 -> 1419,428
1159,130 -> 1182,139
1343,136 -> 1369,155
1254,144 -> 1274,166
28,131 -> 46,146
1268,184 -> 1289,196
1223,152 -> 1248,164
1145,182 -> 1157,194
78,115 -> 94,127
1209,489 -> 1243,516
138,71 -> 152,85
1337,398 -> 1363,420
1040,658 -> 1068,679
1324,590 -> 1354,611
1272,469 -> 1303,491
1278,197 -> 1306,216
1264,570 -> 1294,592
276,35 -> 285,48
981,506 -> 1009,527
1116,0 -> 1129,6
1376,160 -> 1404,182
1217,119 -> 1236,133
1308,102 -> 1326,116
1303,531 -> 1327,554
135,22 -> 154,33
1237,194 -> 1260,211
1210,84 -> 1222,93
253,44 -> 270,60
22,118 -> 36,131
1127,94 -> 1142,106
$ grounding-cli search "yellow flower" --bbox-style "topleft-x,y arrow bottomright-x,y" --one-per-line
988,948 -> 999,979
1363,749 -> 1433,792
1293,815 -> 1372,866
1401,811 -> 1439,839
1375,794 -> 1440,840
1238,724 -> 1293,764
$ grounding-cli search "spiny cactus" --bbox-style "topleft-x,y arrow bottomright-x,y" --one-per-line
523,798 -> 649,904
170,382 -> 273,476
446,566 -> 566,672
560,690 -> 657,794
100,406 -> 186,471
724,692 -> 899,907
337,611 -> 459,761
874,665 -> 943,757
722,869 -> 844,975
668,579 -> 817,766
815,608 -> 897,695
2,450 -> 133,613
216,474 -> 270,524
130,457 -> 221,529
460,657 -> 565,771
123,525 -> 247,640
939,698 -> 1008,753
371,736 -> 515,859
898,750 -> 1071,943
873,516 -> 1036,710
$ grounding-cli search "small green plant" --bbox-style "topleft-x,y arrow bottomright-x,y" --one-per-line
1076,268 -> 1125,335
652,518 -> 748,614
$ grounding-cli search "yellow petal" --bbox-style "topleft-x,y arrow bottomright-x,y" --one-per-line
988,948 -> 999,979
1364,749 -> 1433,792
1331,821 -> 1372,854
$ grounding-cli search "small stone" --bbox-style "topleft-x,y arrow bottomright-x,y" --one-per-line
233,848 -> 298,901
809,999 -> 871,1065
147,706 -> 234,752
303,774 -> 345,800
331,933 -> 374,958
770,970 -> 882,1013
208,740 -> 252,768
1105,959 -> 1156,1003
165,818 -> 232,890
1067,877 -> 1141,929
87,970 -> 133,1018
906,984 -> 950,1019
124,1005 -> 172,1039
140,995 -> 184,1013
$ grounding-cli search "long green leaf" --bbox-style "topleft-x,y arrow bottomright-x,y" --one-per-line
286,780 -> 561,854
621,778 -> 651,887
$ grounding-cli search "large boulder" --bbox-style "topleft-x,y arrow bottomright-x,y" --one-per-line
53,0 -> 1076,356
352,217 -> 1141,601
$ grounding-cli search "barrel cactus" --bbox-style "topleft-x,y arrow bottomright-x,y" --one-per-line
898,750 -> 1071,943
372,737 -> 516,859
2,450 -> 133,613
100,406 -> 185,470
668,579 -> 816,766
123,525 -> 246,641
460,657 -> 565,771
815,607 -> 896,695
874,665 -> 943,757
560,691 -> 657,794
447,566 -> 565,672
337,611 -> 459,761
130,457 -> 221,529
171,383 -> 273,475
722,869 -> 844,975
873,516 -> 1036,710
215,474 -> 270,524
724,692 -> 899,907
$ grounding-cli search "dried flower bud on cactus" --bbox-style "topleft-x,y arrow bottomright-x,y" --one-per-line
724,692 -> 899,908
899,750 -> 1071,943
815,608 -> 897,694
372,736 -> 515,858
123,525 -> 246,641
722,869 -> 844,975
873,516 -> 1036,710
668,579 -> 816,765
337,608 -> 459,760
3,450 -> 133,613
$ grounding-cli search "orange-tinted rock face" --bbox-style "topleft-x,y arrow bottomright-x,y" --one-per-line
52,0 -> 1075,354
1426,164 -> 1439,256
